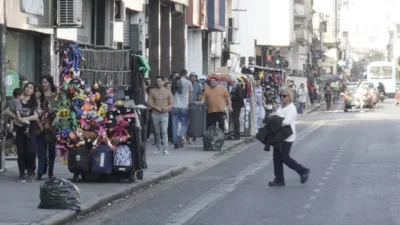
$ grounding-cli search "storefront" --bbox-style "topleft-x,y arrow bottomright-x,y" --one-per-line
6,29 -> 45,87
4,0 -> 54,95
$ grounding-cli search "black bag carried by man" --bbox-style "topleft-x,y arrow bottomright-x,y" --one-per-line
203,126 -> 225,151
38,177 -> 81,211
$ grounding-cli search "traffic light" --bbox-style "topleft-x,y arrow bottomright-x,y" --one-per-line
275,59 -> 281,65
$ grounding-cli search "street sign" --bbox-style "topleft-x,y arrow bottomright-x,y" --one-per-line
312,50 -> 323,59
6,70 -> 19,97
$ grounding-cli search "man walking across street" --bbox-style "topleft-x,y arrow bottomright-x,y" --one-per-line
171,69 -> 193,149
201,77 -> 232,132
297,83 -> 307,114
147,76 -> 174,155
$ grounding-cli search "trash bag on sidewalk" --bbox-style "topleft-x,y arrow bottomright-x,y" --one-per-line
38,178 -> 81,211
203,126 -> 225,151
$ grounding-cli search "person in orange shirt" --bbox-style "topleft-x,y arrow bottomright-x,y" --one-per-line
201,77 -> 232,132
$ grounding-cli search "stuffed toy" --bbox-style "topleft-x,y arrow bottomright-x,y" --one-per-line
109,119 -> 130,145
83,131 -> 97,142
70,112 -> 79,130
68,43 -> 85,75
76,128 -> 85,146
82,97 -> 91,112
92,126 -> 113,150
97,103 -> 108,118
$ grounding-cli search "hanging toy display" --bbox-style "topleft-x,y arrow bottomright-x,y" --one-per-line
55,42 -> 137,181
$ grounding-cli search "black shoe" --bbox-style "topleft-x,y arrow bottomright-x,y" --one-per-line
37,173 -> 43,181
178,136 -> 184,148
234,137 -> 240,140
27,175 -> 35,182
268,179 -> 285,187
17,175 -> 27,183
174,143 -> 179,149
300,168 -> 310,184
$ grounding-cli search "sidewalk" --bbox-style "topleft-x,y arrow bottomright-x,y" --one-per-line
0,136 -> 254,225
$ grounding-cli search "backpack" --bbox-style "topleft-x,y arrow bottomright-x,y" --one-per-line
171,77 -> 183,95
91,144 -> 113,174
113,145 -> 132,172
68,146 -> 91,174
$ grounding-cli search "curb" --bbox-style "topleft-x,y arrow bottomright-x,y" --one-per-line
37,137 -> 254,225
305,105 -> 321,114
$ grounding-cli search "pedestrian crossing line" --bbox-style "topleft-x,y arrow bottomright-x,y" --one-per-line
310,196 -> 317,200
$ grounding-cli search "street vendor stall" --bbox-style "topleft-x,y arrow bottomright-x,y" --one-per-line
55,44 -> 149,182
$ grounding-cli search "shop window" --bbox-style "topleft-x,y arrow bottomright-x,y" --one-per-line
6,31 -> 36,82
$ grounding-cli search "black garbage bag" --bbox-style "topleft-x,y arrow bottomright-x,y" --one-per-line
203,126 -> 225,151
38,178 -> 81,211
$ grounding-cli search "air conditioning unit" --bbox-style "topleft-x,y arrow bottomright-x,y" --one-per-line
115,0 -> 126,22
227,27 -> 236,43
172,3 -> 184,15
57,0 -> 83,27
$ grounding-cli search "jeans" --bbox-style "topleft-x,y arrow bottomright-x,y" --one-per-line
256,105 -> 265,129
152,113 -> 169,150
207,112 -> 226,132
298,102 -> 305,114
273,141 -> 306,182
36,134 -> 56,176
15,127 -> 36,177
172,107 -> 189,144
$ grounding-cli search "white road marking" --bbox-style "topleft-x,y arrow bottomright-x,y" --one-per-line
335,155 -> 340,158
328,167 -> 333,170
314,189 -> 321,192
333,159 -> 338,162
321,177 -> 328,180
325,172 -> 331,175
330,163 -> 336,166
164,121 -> 326,225
318,182 -> 325,186
304,204 -> 312,209
309,196 -> 317,200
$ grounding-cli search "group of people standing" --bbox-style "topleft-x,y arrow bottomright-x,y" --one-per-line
146,70 -> 246,155
7,76 -> 58,182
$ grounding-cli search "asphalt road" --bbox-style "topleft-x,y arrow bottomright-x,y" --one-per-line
72,100 -> 400,225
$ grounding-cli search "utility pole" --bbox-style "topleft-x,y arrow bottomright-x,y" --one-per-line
0,0 -> 6,172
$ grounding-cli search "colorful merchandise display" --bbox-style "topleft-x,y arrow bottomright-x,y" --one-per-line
55,43 -> 136,181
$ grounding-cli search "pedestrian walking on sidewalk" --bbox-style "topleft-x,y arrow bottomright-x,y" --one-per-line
187,72 -> 202,143
395,89 -> 400,106
6,82 -> 39,182
171,69 -> 193,149
147,76 -> 174,155
296,83 -> 307,114
269,88 -> 310,187
254,77 -> 265,129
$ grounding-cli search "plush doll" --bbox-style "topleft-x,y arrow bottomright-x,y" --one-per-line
92,126 -> 113,150
67,131 -> 78,148
83,131 -> 97,143
56,135 -> 69,165
72,98 -> 83,117
109,119 -> 131,145
68,43 -> 85,75
97,103 -> 108,118
84,84 -> 92,95
82,97 -> 91,112
76,128 -> 85,146
70,112 -> 79,130
89,94 -> 97,110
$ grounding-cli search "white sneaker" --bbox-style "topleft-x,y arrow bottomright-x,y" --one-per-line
163,150 -> 169,155
153,148 -> 161,153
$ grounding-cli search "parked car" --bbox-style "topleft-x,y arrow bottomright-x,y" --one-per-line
343,85 -> 374,112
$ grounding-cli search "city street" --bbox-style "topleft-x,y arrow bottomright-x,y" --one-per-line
70,100 -> 400,225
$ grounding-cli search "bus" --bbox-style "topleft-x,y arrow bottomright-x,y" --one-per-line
366,61 -> 396,97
